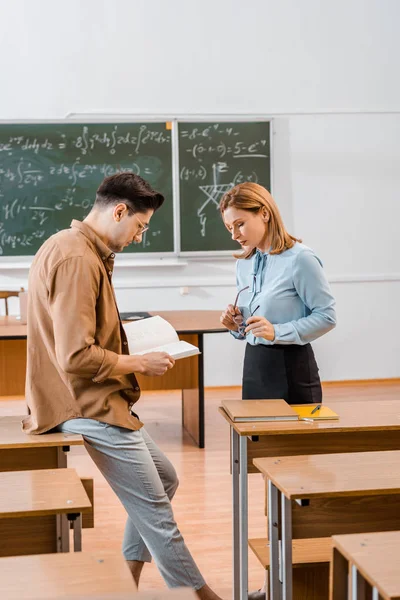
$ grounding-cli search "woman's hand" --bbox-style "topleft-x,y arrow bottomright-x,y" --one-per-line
220,304 -> 243,332
245,316 -> 275,341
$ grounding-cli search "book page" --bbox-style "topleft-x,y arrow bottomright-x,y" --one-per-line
133,340 -> 200,360
123,316 -> 179,354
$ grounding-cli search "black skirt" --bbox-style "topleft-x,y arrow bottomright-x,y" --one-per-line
242,343 -> 322,405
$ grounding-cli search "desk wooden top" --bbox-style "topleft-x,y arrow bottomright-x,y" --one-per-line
0,311 -> 226,338
0,468 -> 92,518
0,315 -> 26,338
253,450 -> 400,499
154,311 -> 226,334
0,552 -> 137,599
218,398 -> 400,436
0,416 -> 83,449
333,531 -> 400,599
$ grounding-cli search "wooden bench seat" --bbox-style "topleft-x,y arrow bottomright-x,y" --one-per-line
249,537 -> 331,600
249,536 -> 332,568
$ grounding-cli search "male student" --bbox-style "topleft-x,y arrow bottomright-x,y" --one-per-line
23,172 -> 222,600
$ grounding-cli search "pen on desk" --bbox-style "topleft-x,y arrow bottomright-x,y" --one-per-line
311,404 -> 321,415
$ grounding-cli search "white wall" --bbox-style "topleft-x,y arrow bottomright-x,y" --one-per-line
1,0 -> 399,384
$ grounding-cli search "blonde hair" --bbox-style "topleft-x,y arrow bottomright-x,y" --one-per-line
219,182 -> 301,259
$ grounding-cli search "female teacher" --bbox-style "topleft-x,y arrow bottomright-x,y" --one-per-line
220,182 -> 336,407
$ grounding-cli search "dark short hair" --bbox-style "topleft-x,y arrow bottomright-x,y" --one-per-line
95,172 -> 164,213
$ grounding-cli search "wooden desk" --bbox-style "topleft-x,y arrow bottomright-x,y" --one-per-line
254,451 -> 400,600
0,468 -> 92,555
0,311 -> 226,447
219,398 -> 400,600
0,416 -> 88,554
0,415 -> 83,471
0,551 -> 136,599
331,531 -> 400,600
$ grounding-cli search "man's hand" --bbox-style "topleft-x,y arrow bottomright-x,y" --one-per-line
220,304 -> 243,332
138,352 -> 175,376
245,316 -> 275,341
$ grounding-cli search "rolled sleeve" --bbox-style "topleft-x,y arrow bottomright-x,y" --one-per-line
92,349 -> 119,383
48,255 -> 118,380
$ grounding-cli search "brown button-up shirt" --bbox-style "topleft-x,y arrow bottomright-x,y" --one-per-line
23,220 -> 143,434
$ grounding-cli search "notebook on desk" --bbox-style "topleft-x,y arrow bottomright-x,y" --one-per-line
221,399 -> 299,422
292,404 -> 339,420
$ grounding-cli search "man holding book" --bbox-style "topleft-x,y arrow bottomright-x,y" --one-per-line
23,172 -> 223,600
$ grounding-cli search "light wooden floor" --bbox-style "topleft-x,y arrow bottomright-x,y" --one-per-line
1,381 -> 399,598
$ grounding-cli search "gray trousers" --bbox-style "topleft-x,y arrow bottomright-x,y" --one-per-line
56,418 -> 205,590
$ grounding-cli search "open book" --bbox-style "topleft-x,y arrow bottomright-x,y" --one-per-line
122,316 -> 200,360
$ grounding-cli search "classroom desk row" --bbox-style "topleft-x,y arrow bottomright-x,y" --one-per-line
0,311 -> 226,448
219,398 -> 400,600
0,415 -> 104,595
0,415 -> 196,599
0,415 -> 89,556
255,450 -> 400,600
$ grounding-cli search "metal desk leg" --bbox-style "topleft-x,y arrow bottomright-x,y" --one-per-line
281,494 -> 293,600
73,514 -> 82,552
268,481 -> 280,600
56,514 -> 70,552
239,436 -> 248,600
232,428 -> 240,600
197,334 -> 205,448
372,587 -> 379,600
56,447 -> 70,552
352,564 -> 367,599
68,513 -> 82,552
182,334 -> 205,448
56,446 -> 69,468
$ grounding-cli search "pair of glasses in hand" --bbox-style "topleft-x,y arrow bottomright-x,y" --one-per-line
234,305 -> 260,336
232,286 -> 249,335
232,286 -> 260,335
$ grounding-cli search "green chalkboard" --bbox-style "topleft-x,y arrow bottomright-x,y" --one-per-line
178,121 -> 271,252
0,122 -> 173,256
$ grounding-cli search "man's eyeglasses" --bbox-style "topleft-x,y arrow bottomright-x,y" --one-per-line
133,213 -> 149,234
124,204 -> 149,233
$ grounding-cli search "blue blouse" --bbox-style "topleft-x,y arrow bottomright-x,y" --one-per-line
232,242 -> 336,346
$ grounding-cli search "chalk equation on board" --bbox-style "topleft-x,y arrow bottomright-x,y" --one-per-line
197,164 -> 259,237
0,124 -> 170,157
179,162 -> 259,237
0,159 -> 154,190
0,122 -> 173,255
178,122 -> 270,246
